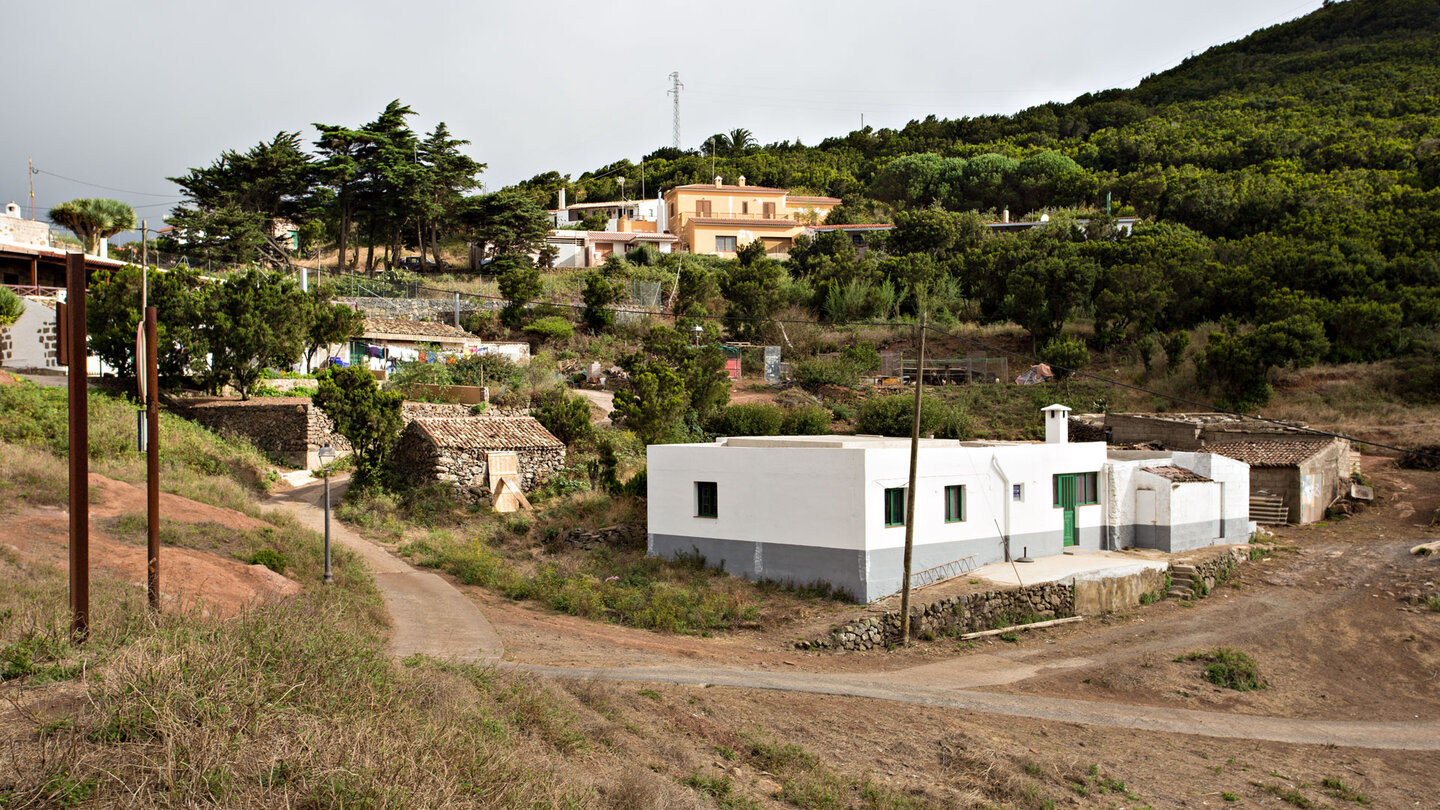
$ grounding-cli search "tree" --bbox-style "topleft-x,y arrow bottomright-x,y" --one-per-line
201,269 -> 311,398
495,255 -> 542,327
581,271 -> 622,332
720,241 -> 785,340
303,285 -> 363,372
313,365 -> 403,487
463,189 -> 551,263
1001,254 -> 1098,346
167,132 -> 317,267
48,198 -> 136,256
612,362 -> 688,445
415,122 -> 486,270
1197,315 -> 1328,410
86,264 -> 208,381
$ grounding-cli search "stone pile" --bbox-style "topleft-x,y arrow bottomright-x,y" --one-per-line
562,525 -> 643,550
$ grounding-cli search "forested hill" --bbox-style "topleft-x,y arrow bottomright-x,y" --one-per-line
515,0 -> 1440,240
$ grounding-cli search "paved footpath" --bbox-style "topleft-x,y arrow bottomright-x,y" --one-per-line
270,476 -> 1438,751
268,475 -> 504,662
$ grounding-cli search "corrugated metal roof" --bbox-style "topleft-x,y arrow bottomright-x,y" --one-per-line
413,417 -> 564,450
1142,465 -> 1214,483
1205,439 -> 1334,467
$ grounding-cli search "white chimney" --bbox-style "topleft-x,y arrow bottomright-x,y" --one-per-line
1042,403 -> 1071,445
558,188 -> 566,209
3,201 -> 20,219
1002,206 -> 1010,224
738,175 -> 746,187
714,175 -> 723,188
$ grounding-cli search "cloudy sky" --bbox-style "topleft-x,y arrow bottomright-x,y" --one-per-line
4,0 -> 1323,232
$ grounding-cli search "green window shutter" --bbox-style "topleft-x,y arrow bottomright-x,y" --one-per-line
884,487 -> 906,527
695,481 -> 718,518
945,485 -> 965,522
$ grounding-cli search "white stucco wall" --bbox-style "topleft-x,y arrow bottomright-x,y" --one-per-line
0,297 -> 60,370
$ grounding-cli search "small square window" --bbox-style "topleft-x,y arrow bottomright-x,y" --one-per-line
695,481 -> 717,518
945,485 -> 965,522
884,487 -> 906,527
1012,483 -> 1023,501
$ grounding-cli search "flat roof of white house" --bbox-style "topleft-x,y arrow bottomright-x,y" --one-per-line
710,435 -> 1081,450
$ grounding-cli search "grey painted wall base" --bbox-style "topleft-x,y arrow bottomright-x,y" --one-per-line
1121,518 -> 1248,553
650,526 -> 1103,603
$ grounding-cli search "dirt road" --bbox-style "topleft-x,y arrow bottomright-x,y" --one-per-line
268,475 -> 504,662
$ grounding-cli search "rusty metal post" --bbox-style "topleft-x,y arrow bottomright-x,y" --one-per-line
145,307 -> 160,610
66,253 -> 89,640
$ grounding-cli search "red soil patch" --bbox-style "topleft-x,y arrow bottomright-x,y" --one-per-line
4,475 -> 298,618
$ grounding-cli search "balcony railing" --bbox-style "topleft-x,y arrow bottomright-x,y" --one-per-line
3,283 -> 63,297
685,210 -> 794,222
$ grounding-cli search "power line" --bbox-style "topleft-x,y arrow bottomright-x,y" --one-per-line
34,169 -> 176,198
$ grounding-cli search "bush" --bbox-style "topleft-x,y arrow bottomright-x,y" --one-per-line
855,393 -> 947,437
248,548 -> 287,574
523,315 -> 574,344
709,402 -> 784,436
532,387 -> 593,447
781,404 -> 832,435
1037,335 -> 1091,377
0,285 -> 23,327
793,356 -> 862,391
1178,648 -> 1265,691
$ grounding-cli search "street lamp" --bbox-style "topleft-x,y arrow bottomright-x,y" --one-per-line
318,443 -> 335,584
692,324 -> 702,346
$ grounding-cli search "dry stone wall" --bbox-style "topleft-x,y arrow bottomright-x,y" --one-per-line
799,581 -> 1075,651
178,398 -> 350,468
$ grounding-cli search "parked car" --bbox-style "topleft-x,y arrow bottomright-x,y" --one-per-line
398,256 -> 438,272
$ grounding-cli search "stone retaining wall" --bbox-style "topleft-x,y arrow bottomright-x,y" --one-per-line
802,546 -> 1254,652
798,581 -> 1075,651
399,401 -> 530,421
337,297 -> 501,321
178,397 -> 351,469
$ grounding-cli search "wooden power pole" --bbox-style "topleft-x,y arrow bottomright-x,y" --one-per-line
899,308 -> 926,645
66,253 -> 90,639
145,307 -> 160,610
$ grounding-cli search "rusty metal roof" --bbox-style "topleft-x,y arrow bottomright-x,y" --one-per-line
412,417 -> 564,450
1205,439 -> 1335,467
1142,465 -> 1213,483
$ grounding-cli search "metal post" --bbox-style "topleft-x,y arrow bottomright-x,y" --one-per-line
145,307 -> 160,610
66,253 -> 90,640
322,469 -> 333,583
900,309 -> 926,646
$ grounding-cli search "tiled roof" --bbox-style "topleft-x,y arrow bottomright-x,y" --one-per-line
362,318 -> 474,341
787,195 -> 842,204
1142,465 -> 1213,483
413,417 -> 564,450
1205,439 -> 1334,467
810,223 -> 894,231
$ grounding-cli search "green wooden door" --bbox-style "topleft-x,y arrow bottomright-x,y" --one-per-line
1058,474 -> 1078,547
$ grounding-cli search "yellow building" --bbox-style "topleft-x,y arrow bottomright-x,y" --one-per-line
662,176 -> 839,258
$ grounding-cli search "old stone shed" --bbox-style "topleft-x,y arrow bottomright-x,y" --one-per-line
1104,412 -> 1310,449
1205,438 -> 1351,524
392,417 -> 565,497
179,397 -> 351,468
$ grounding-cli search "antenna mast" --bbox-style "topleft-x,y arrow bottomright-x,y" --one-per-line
667,71 -> 684,149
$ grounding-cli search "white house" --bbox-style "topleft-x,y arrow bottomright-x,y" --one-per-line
647,405 -> 1250,602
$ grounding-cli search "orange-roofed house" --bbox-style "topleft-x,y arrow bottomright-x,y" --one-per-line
662,176 -> 839,258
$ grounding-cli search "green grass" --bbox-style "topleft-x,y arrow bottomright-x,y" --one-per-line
400,531 -> 764,635
1254,782 -> 1314,808
1177,648 -> 1266,691
1321,777 -> 1372,805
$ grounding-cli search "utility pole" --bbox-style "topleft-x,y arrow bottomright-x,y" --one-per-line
141,219 -> 148,276
28,157 -> 37,220
899,306 -> 927,646
667,71 -> 684,150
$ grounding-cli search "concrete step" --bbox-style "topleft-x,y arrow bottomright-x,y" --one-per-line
1167,588 -> 1194,599
1171,565 -> 1199,576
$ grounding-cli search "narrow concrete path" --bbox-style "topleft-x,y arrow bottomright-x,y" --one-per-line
516,663 -> 1440,751
268,475 -> 503,662
572,388 -> 614,425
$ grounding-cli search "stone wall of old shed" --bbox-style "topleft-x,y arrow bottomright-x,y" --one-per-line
180,399 -> 350,468
1298,441 -> 1351,523
392,426 -> 565,498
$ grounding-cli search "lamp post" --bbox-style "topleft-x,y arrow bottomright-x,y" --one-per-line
692,324 -> 702,346
318,443 -> 335,584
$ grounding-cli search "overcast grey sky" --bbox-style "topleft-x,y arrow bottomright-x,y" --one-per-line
4,0 -> 1324,229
